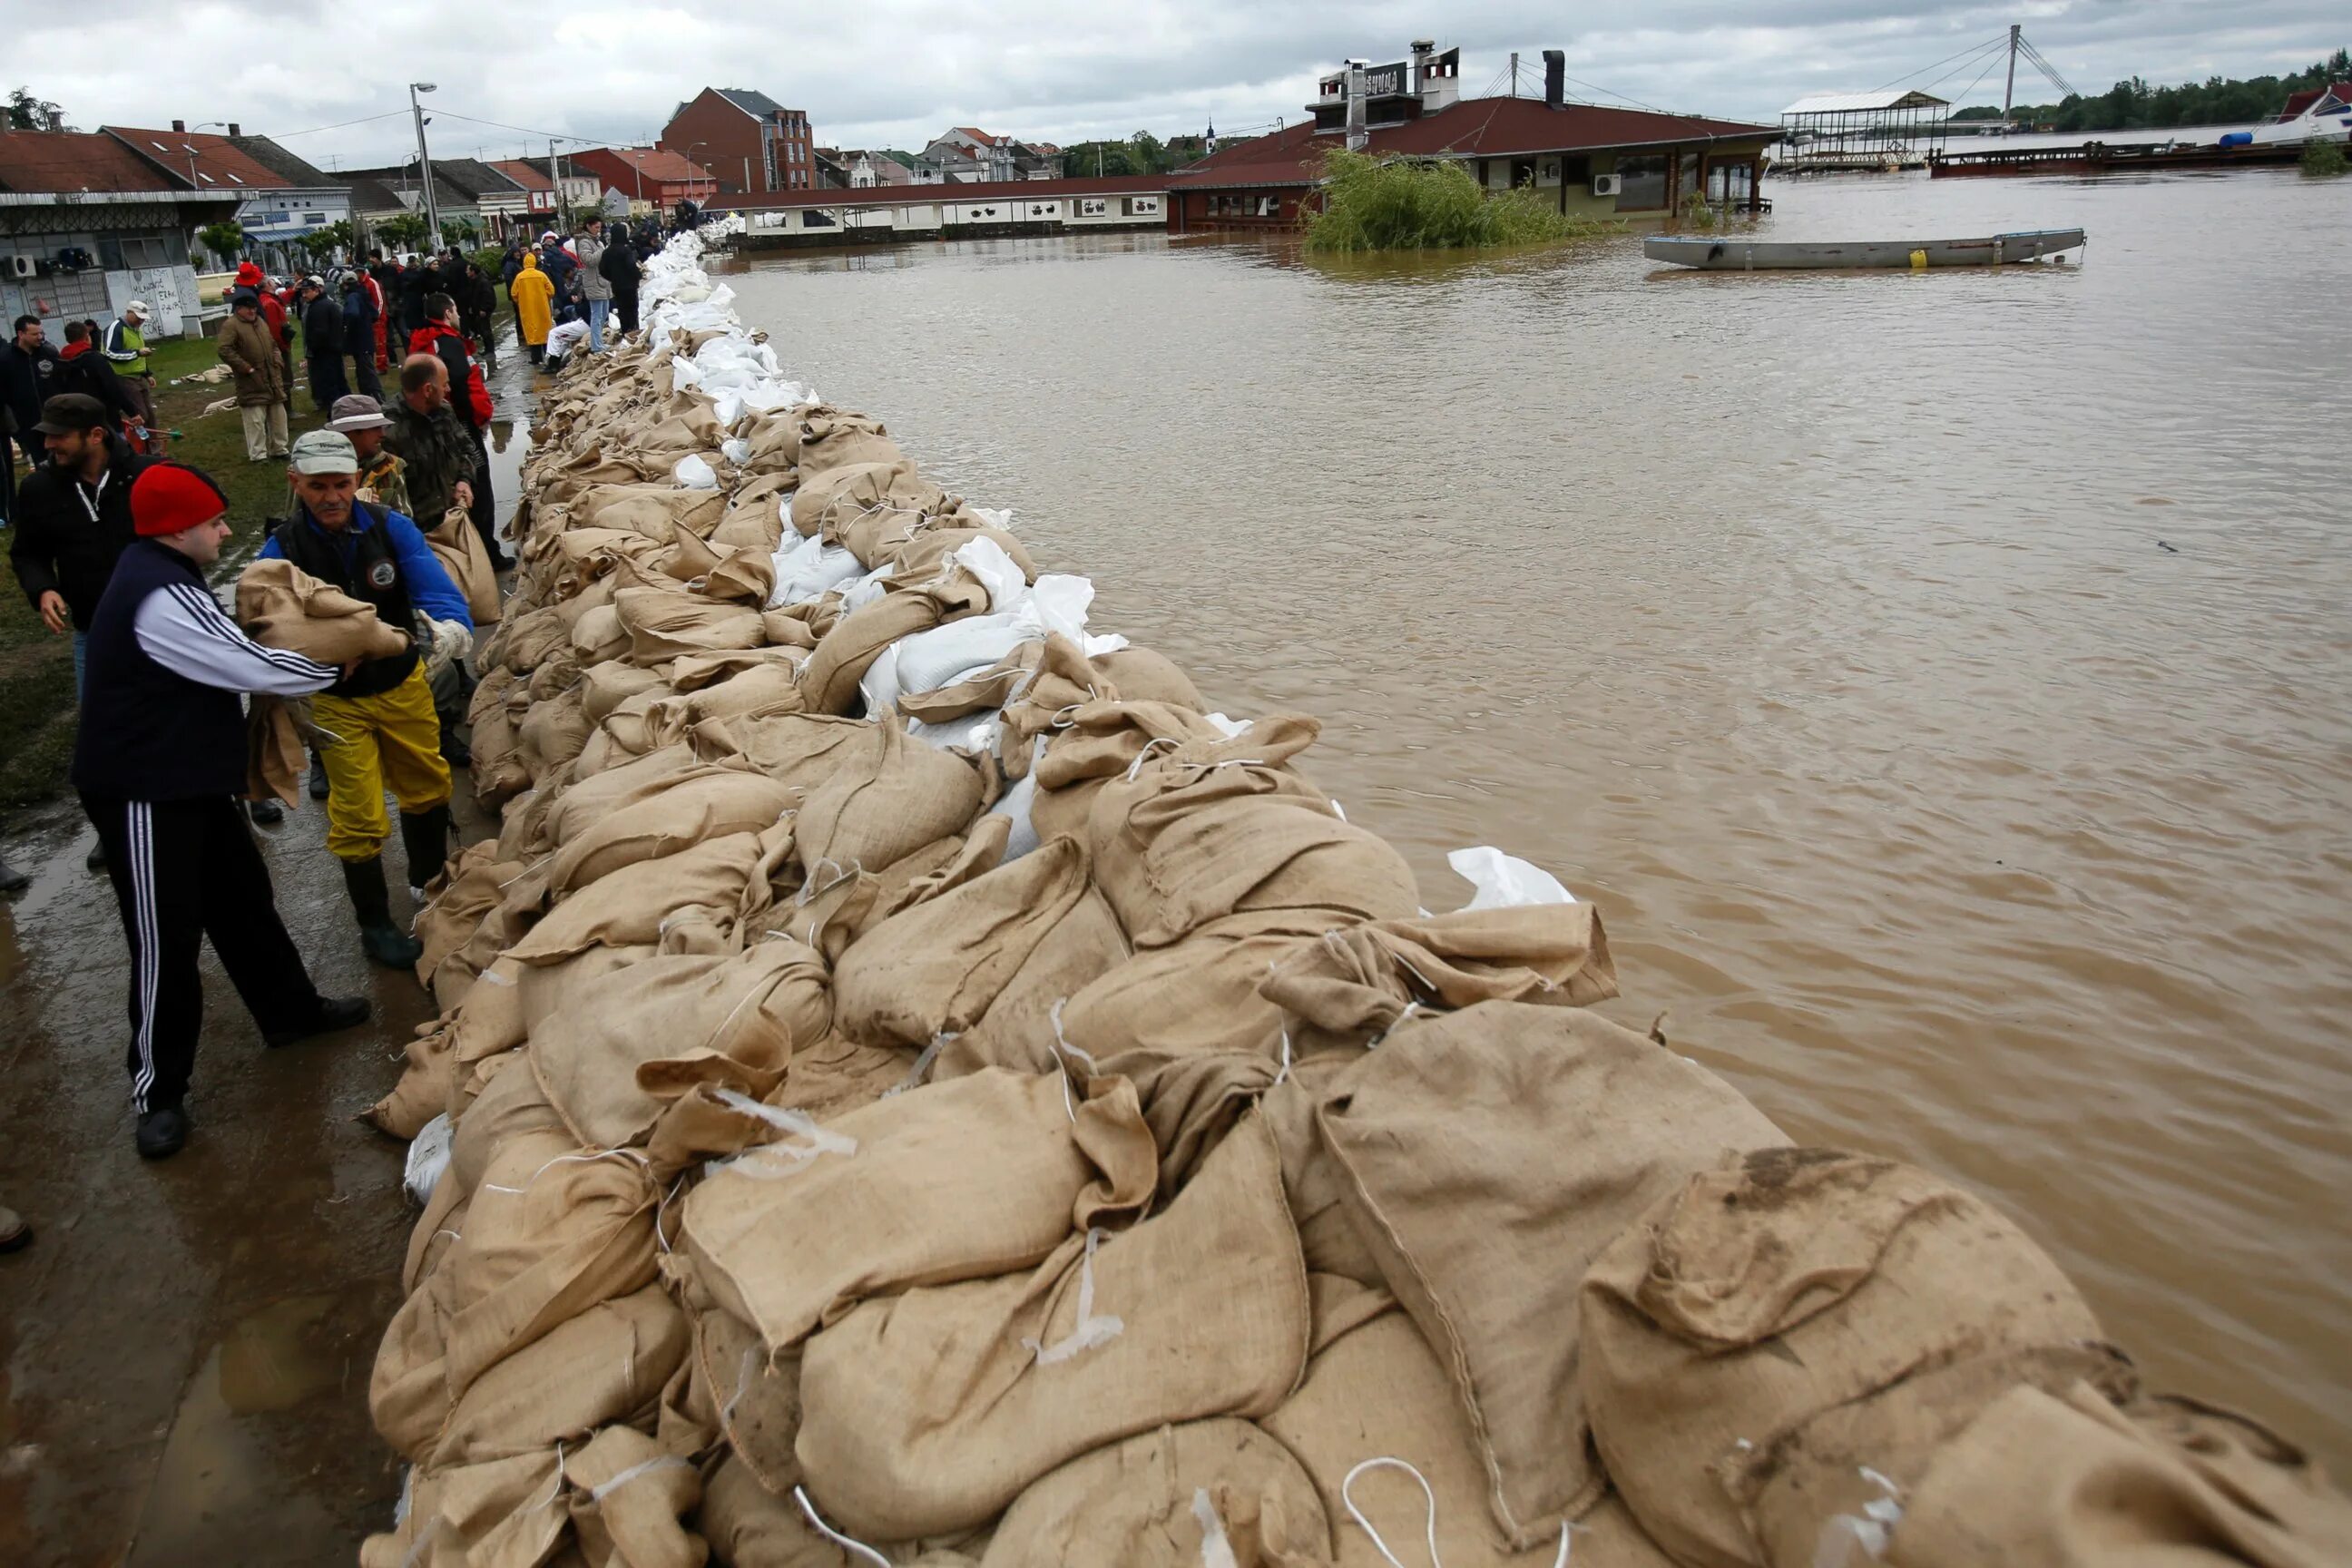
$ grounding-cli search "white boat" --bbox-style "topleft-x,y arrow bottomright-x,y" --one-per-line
2244,80 -> 2352,148
1643,230 -> 2084,271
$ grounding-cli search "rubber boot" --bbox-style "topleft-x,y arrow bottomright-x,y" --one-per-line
342,856 -> 424,969
308,753 -> 329,799
0,854 -> 29,894
400,805 -> 453,903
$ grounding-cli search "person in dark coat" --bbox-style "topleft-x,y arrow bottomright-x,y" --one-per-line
73,459 -> 369,1157
54,321 -> 143,433
0,314 -> 64,476
602,228 -> 643,336
397,262 -> 430,338
299,277 -> 348,410
457,260 -> 500,372
339,273 -> 383,399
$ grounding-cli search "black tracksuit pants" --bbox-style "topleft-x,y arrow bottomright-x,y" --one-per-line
81,792 -> 327,1113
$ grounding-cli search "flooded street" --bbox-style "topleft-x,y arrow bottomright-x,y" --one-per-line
724,168 -> 2352,1464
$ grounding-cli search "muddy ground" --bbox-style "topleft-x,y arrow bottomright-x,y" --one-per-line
1,327 -> 537,1566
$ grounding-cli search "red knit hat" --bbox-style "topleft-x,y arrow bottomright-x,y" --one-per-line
131,462 -> 231,537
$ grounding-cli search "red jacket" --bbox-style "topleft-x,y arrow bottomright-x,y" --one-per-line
408,323 -> 494,430
258,291 -> 289,348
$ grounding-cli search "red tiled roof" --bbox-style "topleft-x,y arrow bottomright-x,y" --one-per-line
1171,96 -> 1778,188
950,127 -> 1002,146
707,173 -> 1166,211
104,126 -> 296,190
489,159 -> 555,191
573,146 -> 714,181
0,130 -> 179,194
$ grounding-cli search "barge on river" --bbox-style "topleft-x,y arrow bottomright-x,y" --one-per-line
1644,229 -> 2084,271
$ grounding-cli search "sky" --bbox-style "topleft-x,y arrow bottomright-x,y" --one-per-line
18,1 -> 2344,173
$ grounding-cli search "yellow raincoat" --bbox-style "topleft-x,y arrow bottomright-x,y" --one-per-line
511,253 -> 554,347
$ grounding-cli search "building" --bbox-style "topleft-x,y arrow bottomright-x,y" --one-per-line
104,123 -> 353,274
660,88 -> 817,195
563,147 -> 720,214
488,160 -> 604,231
1778,90 -> 1950,173
0,127 -> 240,337
343,162 -> 489,244
1167,41 -> 1777,230
426,158 -> 532,239
842,150 -> 922,188
706,175 -> 1168,246
923,128 -> 1018,183
811,148 -> 851,190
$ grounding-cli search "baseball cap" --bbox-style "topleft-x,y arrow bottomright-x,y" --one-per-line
327,394 -> 391,431
131,462 -> 231,537
33,392 -> 108,434
125,299 -> 150,317
289,429 -> 360,475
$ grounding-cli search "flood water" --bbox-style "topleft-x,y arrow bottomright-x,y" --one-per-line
719,168 -> 2352,1465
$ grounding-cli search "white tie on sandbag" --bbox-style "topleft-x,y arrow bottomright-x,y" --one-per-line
1021,1227 -> 1123,1365
1194,1488 -> 1241,1568
1447,845 -> 1577,910
1341,1456 -> 1574,1568
703,1089 -> 858,1180
793,1485 -> 894,1567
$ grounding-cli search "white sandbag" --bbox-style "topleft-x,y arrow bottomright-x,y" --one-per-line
673,454 -> 719,490
1448,846 -> 1575,911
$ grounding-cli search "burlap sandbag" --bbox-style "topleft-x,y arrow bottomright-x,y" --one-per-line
430,1286 -> 688,1468
683,1070 -> 1155,1355
546,768 -> 795,895
583,660 -> 669,722
705,711 -> 880,795
1315,1003 -> 1789,1548
516,684 -> 593,782
243,694 -> 307,807
640,664 -> 805,748
573,484 -> 730,541
793,408 -> 903,475
571,602 -> 633,663
563,1425 -> 704,1568
1885,1381 -> 2352,1568
982,1419 -> 1330,1568
500,604 -> 572,672
528,942 -> 828,1151
698,1455 -> 858,1568
545,742 -> 706,845
1257,1055 -> 1383,1287
832,835 -> 1092,1046
793,718 -> 985,880
614,586 -> 766,663
1260,1305 -> 1672,1568
796,572 -> 989,717
505,827 -> 790,967
933,885 -> 1131,1082
763,832 -> 976,966
359,1449 -> 564,1568
1580,1148 -> 2107,1568
235,556 -> 411,663
426,505 -> 503,627
794,1112 -> 1309,1540
788,459 -> 944,540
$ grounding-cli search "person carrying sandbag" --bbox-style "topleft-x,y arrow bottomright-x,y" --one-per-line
256,430 -> 473,970
71,461 -> 370,1160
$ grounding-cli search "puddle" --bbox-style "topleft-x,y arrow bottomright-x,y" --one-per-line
129,1295 -> 345,1564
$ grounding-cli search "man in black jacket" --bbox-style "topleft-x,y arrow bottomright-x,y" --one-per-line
0,314 -> 63,478
54,321 -> 143,436
299,277 -> 348,410
602,230 -> 643,336
9,394 -> 144,700
74,460 -> 368,1157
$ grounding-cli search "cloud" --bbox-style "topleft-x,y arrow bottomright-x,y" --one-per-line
17,0 -> 2343,169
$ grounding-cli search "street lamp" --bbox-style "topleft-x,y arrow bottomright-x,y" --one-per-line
408,83 -> 441,248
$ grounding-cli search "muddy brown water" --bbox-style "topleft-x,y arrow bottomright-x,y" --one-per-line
720,168 -> 2352,1466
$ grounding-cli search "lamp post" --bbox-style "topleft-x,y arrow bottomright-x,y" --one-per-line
408,83 -> 440,247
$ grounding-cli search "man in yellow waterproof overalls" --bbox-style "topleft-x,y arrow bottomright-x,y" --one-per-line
258,429 -> 474,968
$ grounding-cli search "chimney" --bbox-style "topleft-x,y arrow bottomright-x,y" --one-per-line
227,122 -> 240,136
172,119 -> 186,132
46,110 -> 64,132
1544,49 -> 1565,110
1346,61 -> 1368,152
1410,39 -> 1434,96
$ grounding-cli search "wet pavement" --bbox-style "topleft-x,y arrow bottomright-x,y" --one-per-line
0,328 -> 538,1567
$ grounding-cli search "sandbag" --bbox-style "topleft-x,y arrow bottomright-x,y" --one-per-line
1315,1003 -> 1789,1548
426,505 -> 504,627
546,768 -> 796,895
793,718 -> 985,879
832,835 -> 1092,1046
685,1068 -> 1154,1358
982,1419 -> 1331,1568
1580,1148 -> 2108,1568
505,828 -> 791,967
235,556 -> 411,663
614,586 -> 766,663
794,1112 -> 1310,1540
1260,1305 -> 1671,1568
563,1425 -> 704,1568
431,1286 -> 689,1468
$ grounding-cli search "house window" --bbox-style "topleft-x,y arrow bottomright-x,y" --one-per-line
1257,194 -> 1281,217
1614,154 -> 1668,210
1126,195 -> 1159,216
1080,198 -> 1107,217
1558,154 -> 1592,186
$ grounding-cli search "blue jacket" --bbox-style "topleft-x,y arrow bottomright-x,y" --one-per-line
341,282 -> 377,340
257,504 -> 472,629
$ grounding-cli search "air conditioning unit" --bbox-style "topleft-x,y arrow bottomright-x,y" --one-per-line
7,255 -> 35,279
1592,173 -> 1622,197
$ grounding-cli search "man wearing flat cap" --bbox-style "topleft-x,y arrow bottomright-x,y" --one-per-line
258,428 -> 471,970
74,458 -> 369,1160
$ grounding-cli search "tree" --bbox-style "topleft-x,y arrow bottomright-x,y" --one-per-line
5,87 -> 67,131
377,211 -> 431,250
197,220 -> 245,270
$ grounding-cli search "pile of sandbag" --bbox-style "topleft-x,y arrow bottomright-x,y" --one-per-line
362,217 -> 2352,1568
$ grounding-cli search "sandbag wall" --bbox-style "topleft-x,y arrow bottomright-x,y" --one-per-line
362,218 -> 2352,1568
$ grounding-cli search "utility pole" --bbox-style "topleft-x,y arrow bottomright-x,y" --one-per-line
2003,24 -> 2021,126
549,140 -> 563,229
1510,52 -> 1520,96
408,83 -> 440,245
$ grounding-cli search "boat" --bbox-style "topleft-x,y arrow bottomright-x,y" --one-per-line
1932,82 -> 2347,176
1643,230 -> 2084,270
2244,79 -> 2351,148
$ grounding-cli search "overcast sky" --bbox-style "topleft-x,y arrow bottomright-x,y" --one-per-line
22,2 -> 2344,172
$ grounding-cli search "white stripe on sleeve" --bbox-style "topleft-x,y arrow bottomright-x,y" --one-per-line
133,583 -> 340,695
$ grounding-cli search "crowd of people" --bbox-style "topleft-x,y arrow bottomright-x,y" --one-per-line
0,212 -> 685,1215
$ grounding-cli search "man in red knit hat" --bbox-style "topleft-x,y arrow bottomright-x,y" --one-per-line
73,459 -> 371,1159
